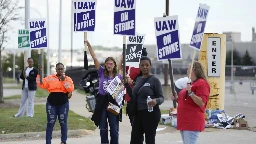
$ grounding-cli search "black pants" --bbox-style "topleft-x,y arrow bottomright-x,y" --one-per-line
130,109 -> 161,144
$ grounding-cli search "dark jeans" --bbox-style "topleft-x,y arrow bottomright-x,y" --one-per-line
130,109 -> 161,144
99,108 -> 119,144
46,101 -> 69,144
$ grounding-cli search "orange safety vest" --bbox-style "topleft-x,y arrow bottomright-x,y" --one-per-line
36,74 -> 74,93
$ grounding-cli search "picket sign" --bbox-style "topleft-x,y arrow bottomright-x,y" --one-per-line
126,33 -> 145,68
29,18 -> 48,84
154,15 -> 182,61
188,4 -> 210,82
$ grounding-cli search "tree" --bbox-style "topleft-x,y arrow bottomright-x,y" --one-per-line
0,0 -> 20,103
2,50 -> 47,73
226,49 -> 241,65
241,50 -> 254,66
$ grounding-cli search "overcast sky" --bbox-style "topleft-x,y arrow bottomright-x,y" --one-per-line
6,0 -> 255,50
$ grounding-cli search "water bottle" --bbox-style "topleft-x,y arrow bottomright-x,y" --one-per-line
147,96 -> 153,112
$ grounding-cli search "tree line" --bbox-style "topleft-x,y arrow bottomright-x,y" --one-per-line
226,49 -> 254,65
1,48 -> 254,75
2,50 -> 47,74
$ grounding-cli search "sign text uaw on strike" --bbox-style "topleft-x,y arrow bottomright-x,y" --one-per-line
114,0 -> 136,35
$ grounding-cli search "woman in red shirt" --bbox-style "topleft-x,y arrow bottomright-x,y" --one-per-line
172,61 -> 210,144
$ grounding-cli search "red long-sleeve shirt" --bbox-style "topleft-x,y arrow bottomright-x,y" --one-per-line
177,78 -> 210,131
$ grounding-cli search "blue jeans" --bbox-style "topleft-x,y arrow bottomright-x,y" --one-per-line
180,130 -> 199,144
46,101 -> 69,144
99,108 -> 119,144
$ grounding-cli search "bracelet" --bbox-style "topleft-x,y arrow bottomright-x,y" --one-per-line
189,92 -> 194,97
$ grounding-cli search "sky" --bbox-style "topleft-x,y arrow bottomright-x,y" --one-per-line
6,0 -> 256,50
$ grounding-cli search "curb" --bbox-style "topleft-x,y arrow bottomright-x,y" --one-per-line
0,129 -> 94,140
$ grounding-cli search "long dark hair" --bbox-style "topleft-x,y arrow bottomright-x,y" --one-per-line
103,57 -> 118,78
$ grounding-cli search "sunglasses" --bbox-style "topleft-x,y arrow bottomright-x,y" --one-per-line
105,62 -> 114,66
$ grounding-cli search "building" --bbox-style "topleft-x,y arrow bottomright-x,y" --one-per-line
222,32 -> 241,42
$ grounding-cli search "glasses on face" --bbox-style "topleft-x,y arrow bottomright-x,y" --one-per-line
56,68 -> 65,71
105,62 -> 113,66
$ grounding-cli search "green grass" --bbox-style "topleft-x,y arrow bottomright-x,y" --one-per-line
3,95 -> 21,100
3,78 -> 16,83
0,105 -> 96,134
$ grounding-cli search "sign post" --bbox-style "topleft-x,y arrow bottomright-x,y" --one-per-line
29,18 -> 48,84
73,0 -> 97,70
188,4 -> 210,79
114,0 -> 136,82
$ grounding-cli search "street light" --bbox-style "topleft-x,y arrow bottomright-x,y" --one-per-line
58,0 -> 62,63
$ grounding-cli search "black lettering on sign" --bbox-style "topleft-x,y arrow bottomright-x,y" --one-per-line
212,41 -> 216,46
212,54 -> 216,59
212,68 -> 216,73
125,44 -> 143,63
212,47 -> 216,52
128,35 -> 144,44
212,61 -> 216,66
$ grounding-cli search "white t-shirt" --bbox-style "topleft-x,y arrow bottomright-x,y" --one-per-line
174,77 -> 190,89
25,67 -> 33,88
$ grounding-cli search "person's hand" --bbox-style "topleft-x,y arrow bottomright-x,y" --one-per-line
84,40 -> 91,48
171,91 -> 178,100
186,84 -> 192,94
127,78 -> 133,85
23,69 -> 26,78
148,99 -> 157,107
59,73 -> 66,81
68,92 -> 72,99
125,75 -> 133,85
38,65 -> 42,71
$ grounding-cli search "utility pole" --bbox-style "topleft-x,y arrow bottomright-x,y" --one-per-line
58,0 -> 62,62
25,0 -> 30,67
46,0 -> 50,75
71,0 -> 74,69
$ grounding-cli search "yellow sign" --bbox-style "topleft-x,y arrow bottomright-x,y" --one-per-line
199,33 -> 226,110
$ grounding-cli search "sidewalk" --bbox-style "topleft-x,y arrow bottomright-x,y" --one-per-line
3,83 -> 21,97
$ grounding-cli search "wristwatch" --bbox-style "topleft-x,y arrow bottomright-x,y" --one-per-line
189,92 -> 194,97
